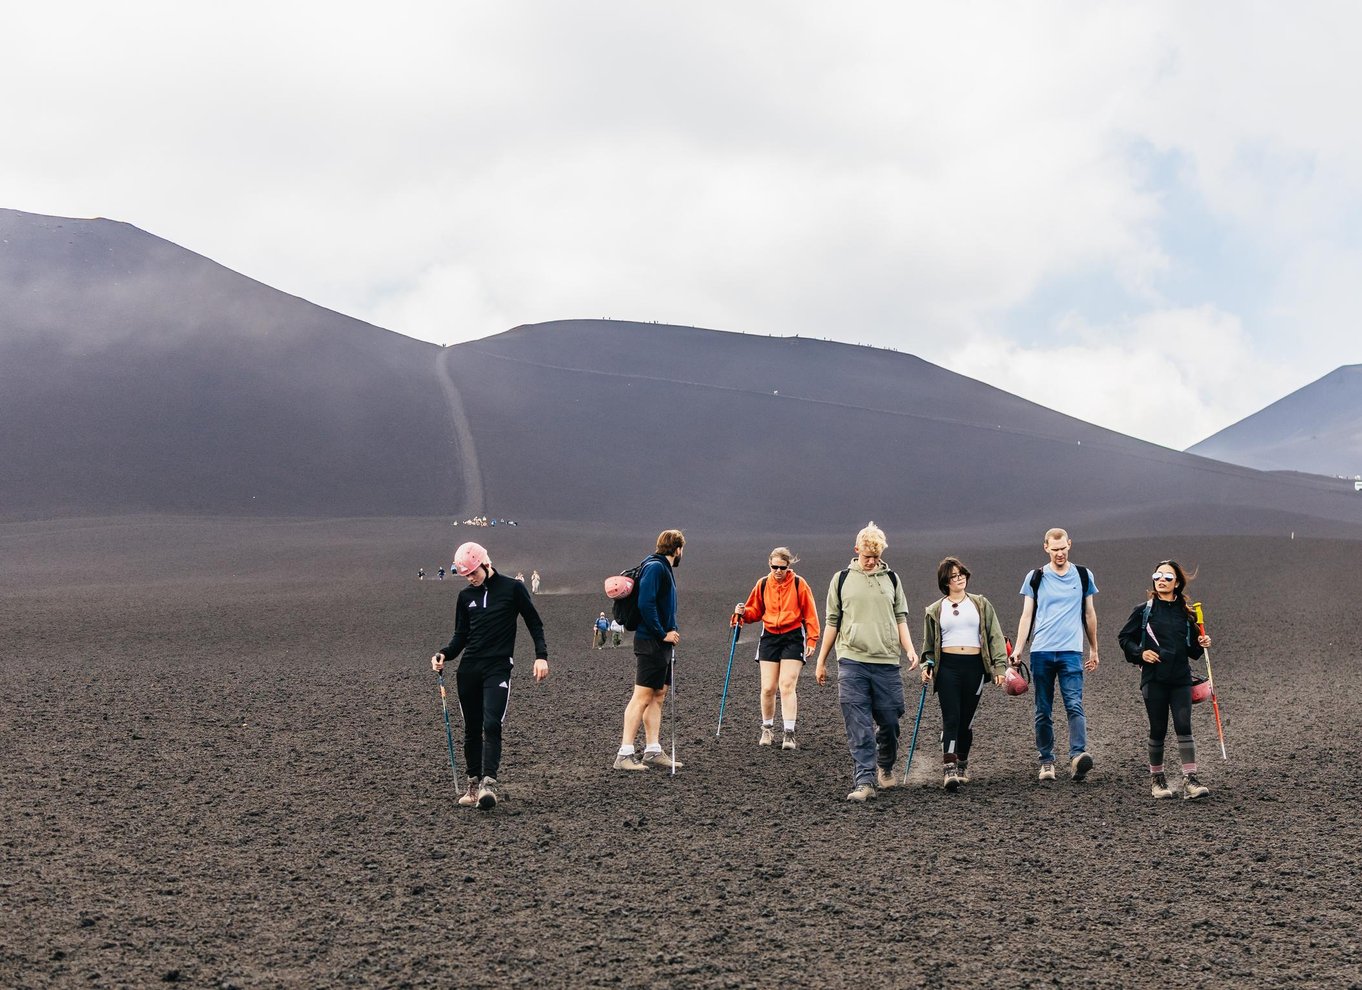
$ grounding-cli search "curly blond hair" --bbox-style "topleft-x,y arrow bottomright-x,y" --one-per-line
854,522 -> 887,557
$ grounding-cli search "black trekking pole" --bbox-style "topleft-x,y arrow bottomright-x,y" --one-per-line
716,618 -> 741,738
435,669 -> 460,792
902,659 -> 933,785
669,646 -> 678,777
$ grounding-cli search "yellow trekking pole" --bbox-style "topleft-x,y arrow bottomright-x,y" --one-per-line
1192,602 -> 1228,760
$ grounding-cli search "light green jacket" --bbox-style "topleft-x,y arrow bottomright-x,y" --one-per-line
823,561 -> 910,665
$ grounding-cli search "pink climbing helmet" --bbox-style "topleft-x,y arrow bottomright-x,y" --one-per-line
453,542 -> 489,576
604,575 -> 634,599
1004,660 -> 1031,696
1191,674 -> 1211,704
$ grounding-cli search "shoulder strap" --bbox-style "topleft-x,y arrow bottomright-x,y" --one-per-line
887,569 -> 899,593
1029,568 -> 1043,597
836,569 -> 850,615
758,576 -> 768,608
1077,565 -> 1090,600
1139,599 -> 1152,650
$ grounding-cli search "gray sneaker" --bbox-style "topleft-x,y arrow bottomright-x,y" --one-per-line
476,777 -> 498,810
875,766 -> 897,789
613,752 -> 649,771
642,750 -> 684,770
1070,752 -> 1094,782
781,729 -> 797,750
1038,762 -> 1057,782
1182,773 -> 1209,800
943,764 -> 960,792
457,777 -> 481,807
1151,772 -> 1175,799
846,783 -> 877,802
759,726 -> 774,746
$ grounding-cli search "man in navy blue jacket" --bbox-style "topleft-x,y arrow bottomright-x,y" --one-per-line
614,529 -> 685,771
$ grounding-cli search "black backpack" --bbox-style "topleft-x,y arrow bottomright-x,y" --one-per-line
611,553 -> 669,631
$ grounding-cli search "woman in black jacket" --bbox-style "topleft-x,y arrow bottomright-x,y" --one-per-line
1116,560 -> 1212,800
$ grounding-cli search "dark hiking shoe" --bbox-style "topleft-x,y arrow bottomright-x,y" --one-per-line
1038,763 -> 1057,782
846,784 -> 877,802
1182,773 -> 1209,800
875,766 -> 897,790
759,726 -> 774,746
457,778 -> 481,807
943,764 -> 960,792
642,749 -> 683,770
476,777 -> 498,810
1070,752 -> 1094,782
1151,773 -> 1175,799
613,752 -> 648,771
782,729 -> 797,751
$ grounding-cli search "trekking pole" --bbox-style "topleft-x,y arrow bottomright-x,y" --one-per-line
434,670 -> 460,791
903,659 -> 933,785
669,647 -> 678,777
715,617 -> 741,737
1192,602 -> 1228,760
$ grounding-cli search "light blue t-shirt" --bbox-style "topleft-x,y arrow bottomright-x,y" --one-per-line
1020,565 -> 1097,653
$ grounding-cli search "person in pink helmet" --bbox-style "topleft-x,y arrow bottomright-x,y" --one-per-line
430,542 -> 548,810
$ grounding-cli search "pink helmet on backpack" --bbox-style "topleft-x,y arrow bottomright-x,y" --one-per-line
453,542 -> 489,577
1004,660 -> 1031,696
604,575 -> 635,599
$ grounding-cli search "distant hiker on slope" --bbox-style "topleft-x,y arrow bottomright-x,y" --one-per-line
531,570 -> 541,594
733,547 -> 820,750
430,542 -> 548,810
813,523 -> 919,802
1011,527 -> 1099,784
1116,560 -> 1212,800
614,529 -> 685,771
594,612 -> 610,650
921,557 -> 1009,790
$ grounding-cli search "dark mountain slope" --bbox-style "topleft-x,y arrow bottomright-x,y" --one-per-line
442,321 -> 1362,536
1187,365 -> 1362,478
0,209 -> 460,517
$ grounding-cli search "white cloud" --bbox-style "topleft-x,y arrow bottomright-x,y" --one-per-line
2,1 -> 1361,449
946,306 -> 1280,450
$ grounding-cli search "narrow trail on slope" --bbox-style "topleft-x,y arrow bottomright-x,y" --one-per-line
435,346 -> 485,519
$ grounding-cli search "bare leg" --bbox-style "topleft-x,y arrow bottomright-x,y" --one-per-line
759,661 -> 779,722
621,686 -> 659,748
643,686 -> 667,746
778,658 -> 803,726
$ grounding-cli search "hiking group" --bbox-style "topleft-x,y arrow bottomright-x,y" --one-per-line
429,523 -> 1218,809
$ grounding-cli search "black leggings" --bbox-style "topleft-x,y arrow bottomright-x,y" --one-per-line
1141,680 -> 1195,771
936,653 -> 987,766
457,662 -> 513,779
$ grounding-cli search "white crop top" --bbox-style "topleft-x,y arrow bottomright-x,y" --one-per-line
940,596 -> 981,648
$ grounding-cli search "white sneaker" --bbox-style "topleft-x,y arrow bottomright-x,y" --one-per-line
846,784 -> 877,802
1038,763 -> 1057,782
759,726 -> 774,746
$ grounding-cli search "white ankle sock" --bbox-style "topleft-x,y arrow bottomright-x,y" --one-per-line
618,745 -> 635,756
644,743 -> 662,754
783,720 -> 795,731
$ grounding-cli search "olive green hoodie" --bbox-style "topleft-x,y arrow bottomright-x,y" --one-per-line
823,560 -> 910,665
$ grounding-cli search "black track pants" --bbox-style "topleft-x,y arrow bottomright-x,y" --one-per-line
1141,680 -> 1194,768
457,662 -> 512,779
936,653 -> 987,765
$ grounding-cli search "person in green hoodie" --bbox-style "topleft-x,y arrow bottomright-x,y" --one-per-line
814,522 -> 920,802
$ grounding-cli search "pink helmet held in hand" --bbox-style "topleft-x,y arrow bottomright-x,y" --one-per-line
1004,660 -> 1031,696
1191,674 -> 1211,704
453,542 -> 489,577
604,575 -> 635,599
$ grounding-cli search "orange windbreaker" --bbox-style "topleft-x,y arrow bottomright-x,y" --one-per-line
739,572 -> 820,648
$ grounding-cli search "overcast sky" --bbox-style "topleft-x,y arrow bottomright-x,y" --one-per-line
5,2 -> 1359,450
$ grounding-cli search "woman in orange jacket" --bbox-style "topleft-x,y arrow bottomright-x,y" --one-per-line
732,547 -> 821,749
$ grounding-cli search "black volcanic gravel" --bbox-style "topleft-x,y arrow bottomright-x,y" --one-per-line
2,521 -> 1360,988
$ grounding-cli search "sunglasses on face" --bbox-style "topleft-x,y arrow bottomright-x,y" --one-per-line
770,564 -> 788,571
1152,572 -> 1176,581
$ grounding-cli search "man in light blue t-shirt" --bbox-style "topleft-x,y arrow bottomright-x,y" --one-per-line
1012,527 -> 1100,783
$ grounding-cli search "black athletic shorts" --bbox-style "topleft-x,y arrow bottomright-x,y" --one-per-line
757,628 -> 807,663
634,637 -> 674,690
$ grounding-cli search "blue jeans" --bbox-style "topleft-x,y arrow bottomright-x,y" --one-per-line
837,659 -> 906,786
1031,651 -> 1087,762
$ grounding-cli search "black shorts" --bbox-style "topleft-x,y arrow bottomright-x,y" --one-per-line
635,637 -> 674,690
757,628 -> 807,663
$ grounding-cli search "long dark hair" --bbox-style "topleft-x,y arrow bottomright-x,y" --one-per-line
1148,559 -> 1199,623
